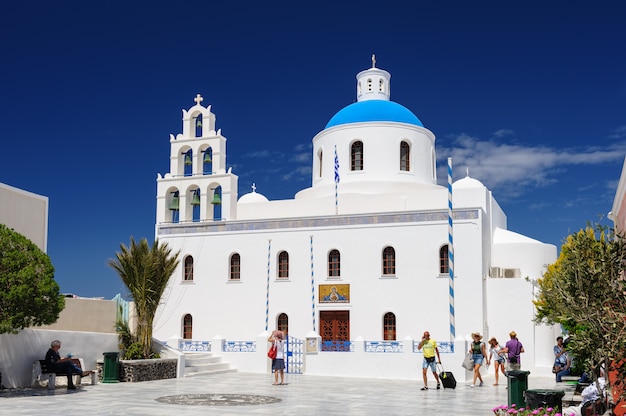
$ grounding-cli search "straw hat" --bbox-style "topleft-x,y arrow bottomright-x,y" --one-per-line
509,331 -> 517,337
472,332 -> 483,340
488,337 -> 497,344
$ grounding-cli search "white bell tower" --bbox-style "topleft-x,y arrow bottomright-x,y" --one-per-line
156,94 -> 238,225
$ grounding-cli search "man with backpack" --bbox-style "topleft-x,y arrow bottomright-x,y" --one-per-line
504,331 -> 524,371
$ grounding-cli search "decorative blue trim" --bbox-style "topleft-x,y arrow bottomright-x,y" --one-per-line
365,341 -> 403,353
321,341 -> 354,352
158,210 -> 479,236
179,340 -> 211,352
223,340 -> 256,352
413,341 -> 454,354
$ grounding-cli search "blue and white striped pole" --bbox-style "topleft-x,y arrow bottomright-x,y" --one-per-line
310,235 -> 316,332
265,239 -> 272,332
334,145 -> 340,215
447,157 -> 455,342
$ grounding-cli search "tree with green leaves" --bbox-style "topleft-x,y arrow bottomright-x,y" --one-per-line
534,224 -> 626,402
108,237 -> 179,359
0,224 -> 64,334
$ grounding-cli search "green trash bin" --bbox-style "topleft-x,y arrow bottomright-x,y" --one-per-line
102,352 -> 119,383
524,389 -> 565,412
506,370 -> 530,409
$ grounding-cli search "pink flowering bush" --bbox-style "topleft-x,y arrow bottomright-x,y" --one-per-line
492,404 -> 562,416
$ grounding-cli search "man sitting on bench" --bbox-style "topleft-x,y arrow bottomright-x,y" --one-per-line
45,339 -> 93,390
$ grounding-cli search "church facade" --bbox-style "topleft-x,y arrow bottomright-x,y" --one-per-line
152,60 -> 558,378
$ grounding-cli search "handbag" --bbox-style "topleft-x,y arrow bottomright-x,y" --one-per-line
267,344 -> 277,360
462,353 -> 474,370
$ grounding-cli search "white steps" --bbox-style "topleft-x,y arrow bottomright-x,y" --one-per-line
183,352 -> 236,377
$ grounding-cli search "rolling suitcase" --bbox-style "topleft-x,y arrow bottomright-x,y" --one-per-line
437,364 -> 457,389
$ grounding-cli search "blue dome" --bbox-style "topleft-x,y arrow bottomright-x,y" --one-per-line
325,100 -> 423,129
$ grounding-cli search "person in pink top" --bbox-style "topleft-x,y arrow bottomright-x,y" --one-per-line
268,330 -> 286,385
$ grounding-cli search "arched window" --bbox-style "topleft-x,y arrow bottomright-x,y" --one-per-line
439,245 -> 449,274
318,150 -> 323,178
184,256 -> 194,281
382,246 -> 396,276
383,312 -> 396,341
367,78 -> 372,91
195,114 -> 203,137
278,251 -> 289,279
202,147 -> 213,175
183,149 -> 193,177
169,191 -> 180,223
183,314 -> 193,339
328,249 -> 341,277
351,141 -> 363,171
278,313 -> 288,335
400,141 -> 410,171
379,78 -> 384,92
212,186 -> 222,221
230,253 -> 241,280
191,188 -> 201,222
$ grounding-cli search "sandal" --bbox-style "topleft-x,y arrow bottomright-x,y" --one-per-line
420,386 -> 428,390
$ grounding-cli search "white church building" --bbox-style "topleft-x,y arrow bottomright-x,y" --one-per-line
152,59 -> 558,380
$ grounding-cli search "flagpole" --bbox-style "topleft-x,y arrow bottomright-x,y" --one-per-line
265,239 -> 272,332
334,145 -> 340,215
310,235 -> 316,332
447,157 -> 455,343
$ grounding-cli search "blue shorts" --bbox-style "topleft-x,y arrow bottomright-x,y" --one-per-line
472,354 -> 484,365
272,358 -> 285,371
422,358 -> 437,372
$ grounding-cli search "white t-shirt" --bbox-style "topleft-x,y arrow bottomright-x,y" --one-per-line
275,340 -> 285,360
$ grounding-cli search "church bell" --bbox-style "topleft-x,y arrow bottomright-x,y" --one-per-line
203,151 -> 212,163
169,194 -> 180,210
211,193 -> 222,205
184,153 -> 193,166
191,192 -> 201,206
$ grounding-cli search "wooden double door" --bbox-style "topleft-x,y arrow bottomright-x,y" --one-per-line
320,311 -> 350,342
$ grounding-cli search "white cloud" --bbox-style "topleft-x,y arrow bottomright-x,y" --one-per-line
492,129 -> 514,138
437,133 -> 626,198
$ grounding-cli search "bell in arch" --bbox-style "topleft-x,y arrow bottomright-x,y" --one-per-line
211,192 -> 222,205
203,151 -> 212,163
169,194 -> 180,210
184,153 -> 193,166
196,118 -> 203,128
191,191 -> 201,206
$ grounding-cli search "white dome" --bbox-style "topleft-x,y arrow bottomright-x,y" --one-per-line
454,176 -> 484,189
238,185 -> 269,204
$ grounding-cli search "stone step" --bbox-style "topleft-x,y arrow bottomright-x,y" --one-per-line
185,355 -> 222,367
185,362 -> 231,373
184,368 -> 238,377
183,352 -> 235,377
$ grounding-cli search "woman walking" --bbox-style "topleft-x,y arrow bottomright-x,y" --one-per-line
487,337 -> 507,386
469,332 -> 487,387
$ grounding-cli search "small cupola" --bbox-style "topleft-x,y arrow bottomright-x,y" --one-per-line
356,54 -> 391,102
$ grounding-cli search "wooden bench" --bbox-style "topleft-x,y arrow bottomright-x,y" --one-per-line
32,359 -> 97,390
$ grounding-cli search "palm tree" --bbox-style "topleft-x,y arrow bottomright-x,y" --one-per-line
108,237 -> 180,358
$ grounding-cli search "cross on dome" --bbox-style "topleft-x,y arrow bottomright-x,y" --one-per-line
194,94 -> 203,106
251,183 -> 257,192
371,54 -> 376,68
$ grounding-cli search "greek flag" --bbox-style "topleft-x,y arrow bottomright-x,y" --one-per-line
334,146 -> 340,183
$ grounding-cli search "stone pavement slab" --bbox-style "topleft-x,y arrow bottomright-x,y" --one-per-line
0,371 -> 562,415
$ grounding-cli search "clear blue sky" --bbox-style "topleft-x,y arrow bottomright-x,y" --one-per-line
1,1 -> 624,299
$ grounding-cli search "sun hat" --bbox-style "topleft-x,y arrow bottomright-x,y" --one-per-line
509,331 -> 517,337
472,332 -> 483,340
